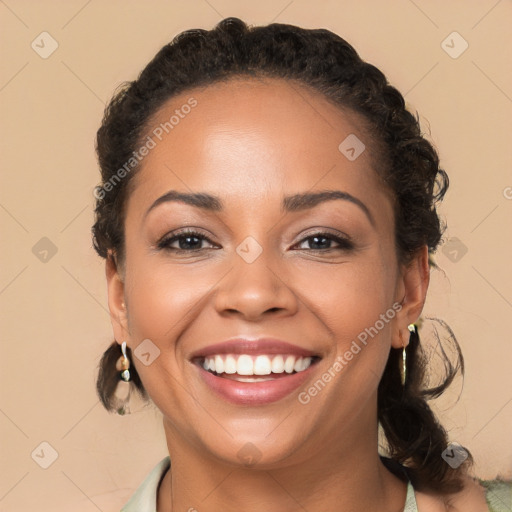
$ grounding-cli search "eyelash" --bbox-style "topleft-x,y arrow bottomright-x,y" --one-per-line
157,229 -> 354,253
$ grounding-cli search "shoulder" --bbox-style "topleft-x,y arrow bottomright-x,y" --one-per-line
414,475 -> 511,511
478,478 -> 512,512
444,476 -> 491,511
120,456 -> 171,512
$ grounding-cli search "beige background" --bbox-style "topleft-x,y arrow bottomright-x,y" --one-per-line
1,1 -> 511,510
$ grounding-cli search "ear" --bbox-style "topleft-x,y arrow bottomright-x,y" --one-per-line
105,251 -> 129,343
391,245 -> 430,349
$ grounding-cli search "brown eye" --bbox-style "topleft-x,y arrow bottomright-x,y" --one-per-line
158,230 -> 218,252
294,232 -> 354,251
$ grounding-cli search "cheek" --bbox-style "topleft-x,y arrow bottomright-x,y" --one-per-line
121,255 -> 217,413
293,248 -> 396,327
292,255 -> 398,426
295,249 -> 398,381
124,255 -> 219,341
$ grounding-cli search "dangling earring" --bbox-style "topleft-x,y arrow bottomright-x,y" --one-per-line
400,324 -> 416,386
113,341 -> 132,415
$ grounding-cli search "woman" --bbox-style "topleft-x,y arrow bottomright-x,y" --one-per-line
93,17 -> 508,511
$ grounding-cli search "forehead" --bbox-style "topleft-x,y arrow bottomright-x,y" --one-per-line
127,77 -> 391,216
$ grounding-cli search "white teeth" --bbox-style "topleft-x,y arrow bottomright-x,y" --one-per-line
271,355 -> 285,373
253,355 -> 272,375
284,355 -> 295,374
231,376 -> 276,382
214,355 -> 224,374
202,354 -> 314,376
237,355 -> 254,375
224,354 -> 237,374
293,357 -> 304,372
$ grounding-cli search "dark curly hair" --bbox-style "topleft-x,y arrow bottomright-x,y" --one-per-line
93,17 -> 471,494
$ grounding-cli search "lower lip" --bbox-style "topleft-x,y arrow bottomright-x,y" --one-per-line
194,361 -> 319,405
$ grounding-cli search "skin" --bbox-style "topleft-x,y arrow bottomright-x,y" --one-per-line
105,78 -> 487,511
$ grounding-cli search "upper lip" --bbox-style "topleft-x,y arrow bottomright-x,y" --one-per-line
189,338 -> 321,360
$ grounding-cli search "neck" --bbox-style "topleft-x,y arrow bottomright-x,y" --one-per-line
157,419 -> 407,512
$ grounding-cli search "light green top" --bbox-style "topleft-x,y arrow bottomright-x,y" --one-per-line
121,456 -> 511,512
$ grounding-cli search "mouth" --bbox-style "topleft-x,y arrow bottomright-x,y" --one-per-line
194,353 -> 321,380
191,353 -> 322,405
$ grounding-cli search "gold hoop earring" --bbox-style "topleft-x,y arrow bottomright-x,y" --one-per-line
399,324 -> 416,386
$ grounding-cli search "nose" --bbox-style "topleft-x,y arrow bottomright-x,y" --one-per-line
214,244 -> 299,321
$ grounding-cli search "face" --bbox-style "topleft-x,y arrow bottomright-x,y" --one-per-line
107,77 -> 428,467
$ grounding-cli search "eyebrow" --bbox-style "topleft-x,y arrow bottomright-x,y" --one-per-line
283,190 -> 374,226
145,189 -> 374,226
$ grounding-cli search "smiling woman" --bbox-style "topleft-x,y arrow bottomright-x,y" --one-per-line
92,17 -> 507,512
